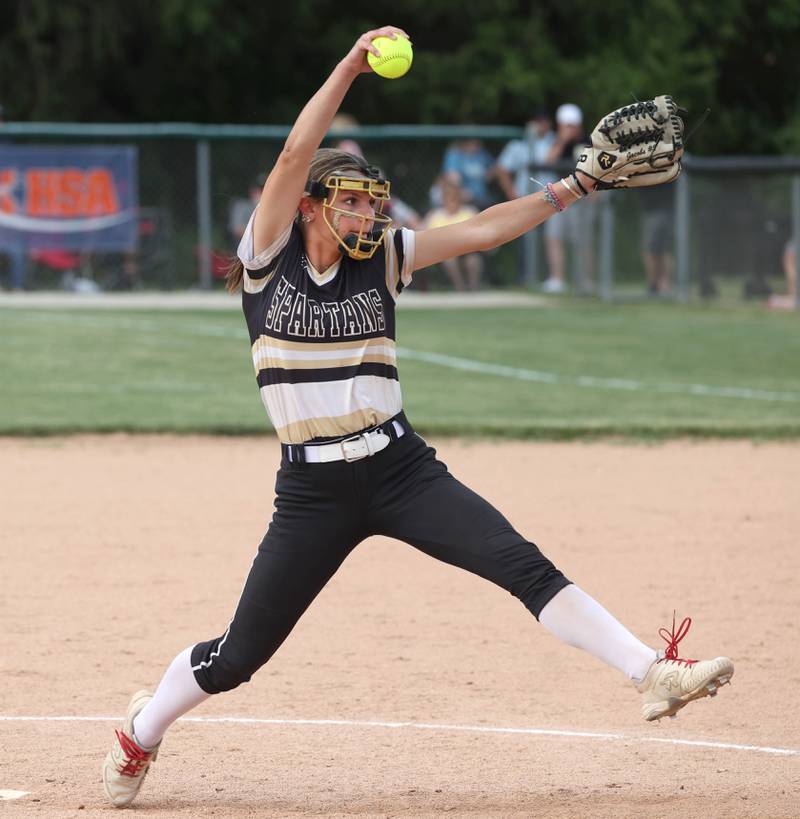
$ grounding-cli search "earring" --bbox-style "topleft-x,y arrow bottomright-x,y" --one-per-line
301,214 -> 313,223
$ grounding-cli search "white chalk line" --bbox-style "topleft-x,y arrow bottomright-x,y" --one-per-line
0,790 -> 30,801
395,347 -> 800,404
5,310 -> 799,404
1,715 -> 797,757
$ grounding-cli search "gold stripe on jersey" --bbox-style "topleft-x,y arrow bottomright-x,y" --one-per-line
256,351 -> 397,370
251,335 -> 397,374
273,406 -> 396,443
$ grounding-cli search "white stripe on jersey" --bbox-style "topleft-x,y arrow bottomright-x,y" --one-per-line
261,376 -> 403,442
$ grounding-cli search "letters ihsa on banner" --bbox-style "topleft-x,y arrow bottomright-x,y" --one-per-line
0,145 -> 138,252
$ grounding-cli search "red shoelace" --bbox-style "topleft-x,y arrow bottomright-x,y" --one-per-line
657,612 -> 697,666
114,730 -> 151,777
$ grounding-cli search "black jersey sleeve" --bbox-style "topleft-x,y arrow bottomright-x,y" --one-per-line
384,228 -> 416,300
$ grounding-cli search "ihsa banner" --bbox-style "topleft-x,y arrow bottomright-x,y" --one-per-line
0,145 -> 138,251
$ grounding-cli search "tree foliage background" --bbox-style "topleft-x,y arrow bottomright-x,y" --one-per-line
1,0 -> 798,155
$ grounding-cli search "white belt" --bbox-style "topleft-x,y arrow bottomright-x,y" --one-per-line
288,420 -> 405,464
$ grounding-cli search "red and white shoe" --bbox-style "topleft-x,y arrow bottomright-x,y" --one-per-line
102,690 -> 161,807
637,614 -> 733,722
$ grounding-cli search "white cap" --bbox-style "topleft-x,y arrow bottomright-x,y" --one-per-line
556,103 -> 583,126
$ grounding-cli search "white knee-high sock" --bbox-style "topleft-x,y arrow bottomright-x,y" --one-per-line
538,585 -> 657,682
132,646 -> 210,749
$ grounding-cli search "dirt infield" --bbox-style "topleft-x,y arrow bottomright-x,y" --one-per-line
2,436 -> 798,818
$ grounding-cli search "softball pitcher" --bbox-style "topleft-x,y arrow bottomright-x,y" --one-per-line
103,25 -> 733,807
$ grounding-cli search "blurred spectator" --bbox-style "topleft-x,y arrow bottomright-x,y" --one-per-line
639,186 -> 674,296
542,103 -> 596,294
423,176 -> 482,291
386,195 -> 422,230
330,112 -> 360,134
334,138 -> 364,158
769,240 -> 798,309
109,250 -> 141,291
784,240 -> 797,299
439,139 -> 496,211
228,174 -> 264,246
0,240 -> 28,290
329,112 -> 364,159
495,110 -> 557,282
330,134 -> 422,229
496,111 -> 556,200
547,103 -> 587,165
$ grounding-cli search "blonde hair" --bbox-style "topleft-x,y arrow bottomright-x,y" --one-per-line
225,149 -> 371,294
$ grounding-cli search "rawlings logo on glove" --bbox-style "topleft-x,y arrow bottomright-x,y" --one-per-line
576,95 -> 684,190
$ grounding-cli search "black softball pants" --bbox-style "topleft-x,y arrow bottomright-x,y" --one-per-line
192,420 -> 570,694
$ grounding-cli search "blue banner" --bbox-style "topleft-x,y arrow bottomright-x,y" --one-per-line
0,145 -> 138,252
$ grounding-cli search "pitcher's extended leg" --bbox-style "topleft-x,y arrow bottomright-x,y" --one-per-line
131,647 -> 208,750
103,459 -> 365,806
538,584 -> 656,681
369,434 -> 732,721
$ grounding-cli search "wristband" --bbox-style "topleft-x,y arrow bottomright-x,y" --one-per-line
560,176 -> 581,200
571,171 -> 589,196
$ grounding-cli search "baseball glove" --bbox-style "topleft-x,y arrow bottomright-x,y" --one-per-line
575,95 -> 684,190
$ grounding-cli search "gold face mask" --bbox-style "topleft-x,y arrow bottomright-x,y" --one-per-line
306,172 -> 392,260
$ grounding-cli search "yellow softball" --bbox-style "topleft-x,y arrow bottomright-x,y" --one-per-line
367,35 -> 413,79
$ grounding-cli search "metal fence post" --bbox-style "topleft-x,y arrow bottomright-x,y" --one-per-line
793,175 -> 800,311
196,139 -> 212,289
522,229 -> 539,287
675,170 -> 690,302
598,192 -> 614,301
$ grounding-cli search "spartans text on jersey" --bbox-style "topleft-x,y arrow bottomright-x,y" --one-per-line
265,275 -> 386,338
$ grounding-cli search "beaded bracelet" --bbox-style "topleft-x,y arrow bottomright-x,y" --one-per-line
544,182 -> 566,212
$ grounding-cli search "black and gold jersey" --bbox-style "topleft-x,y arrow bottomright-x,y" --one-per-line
237,216 -> 415,443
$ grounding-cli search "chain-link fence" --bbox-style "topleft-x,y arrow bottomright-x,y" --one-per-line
1,123 -> 798,308
589,157 -> 800,307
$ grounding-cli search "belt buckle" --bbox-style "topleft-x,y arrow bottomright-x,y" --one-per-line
340,433 -> 369,462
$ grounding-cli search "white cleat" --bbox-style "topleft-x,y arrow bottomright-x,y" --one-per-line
636,614 -> 734,722
102,690 -> 161,808
541,277 -> 566,294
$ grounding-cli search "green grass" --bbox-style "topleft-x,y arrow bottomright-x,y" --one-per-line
1,301 -> 799,438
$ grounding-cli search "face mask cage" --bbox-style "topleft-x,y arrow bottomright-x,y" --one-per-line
305,172 -> 393,260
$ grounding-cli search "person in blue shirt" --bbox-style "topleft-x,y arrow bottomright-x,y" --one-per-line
441,138 -> 496,211
496,110 -> 557,283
